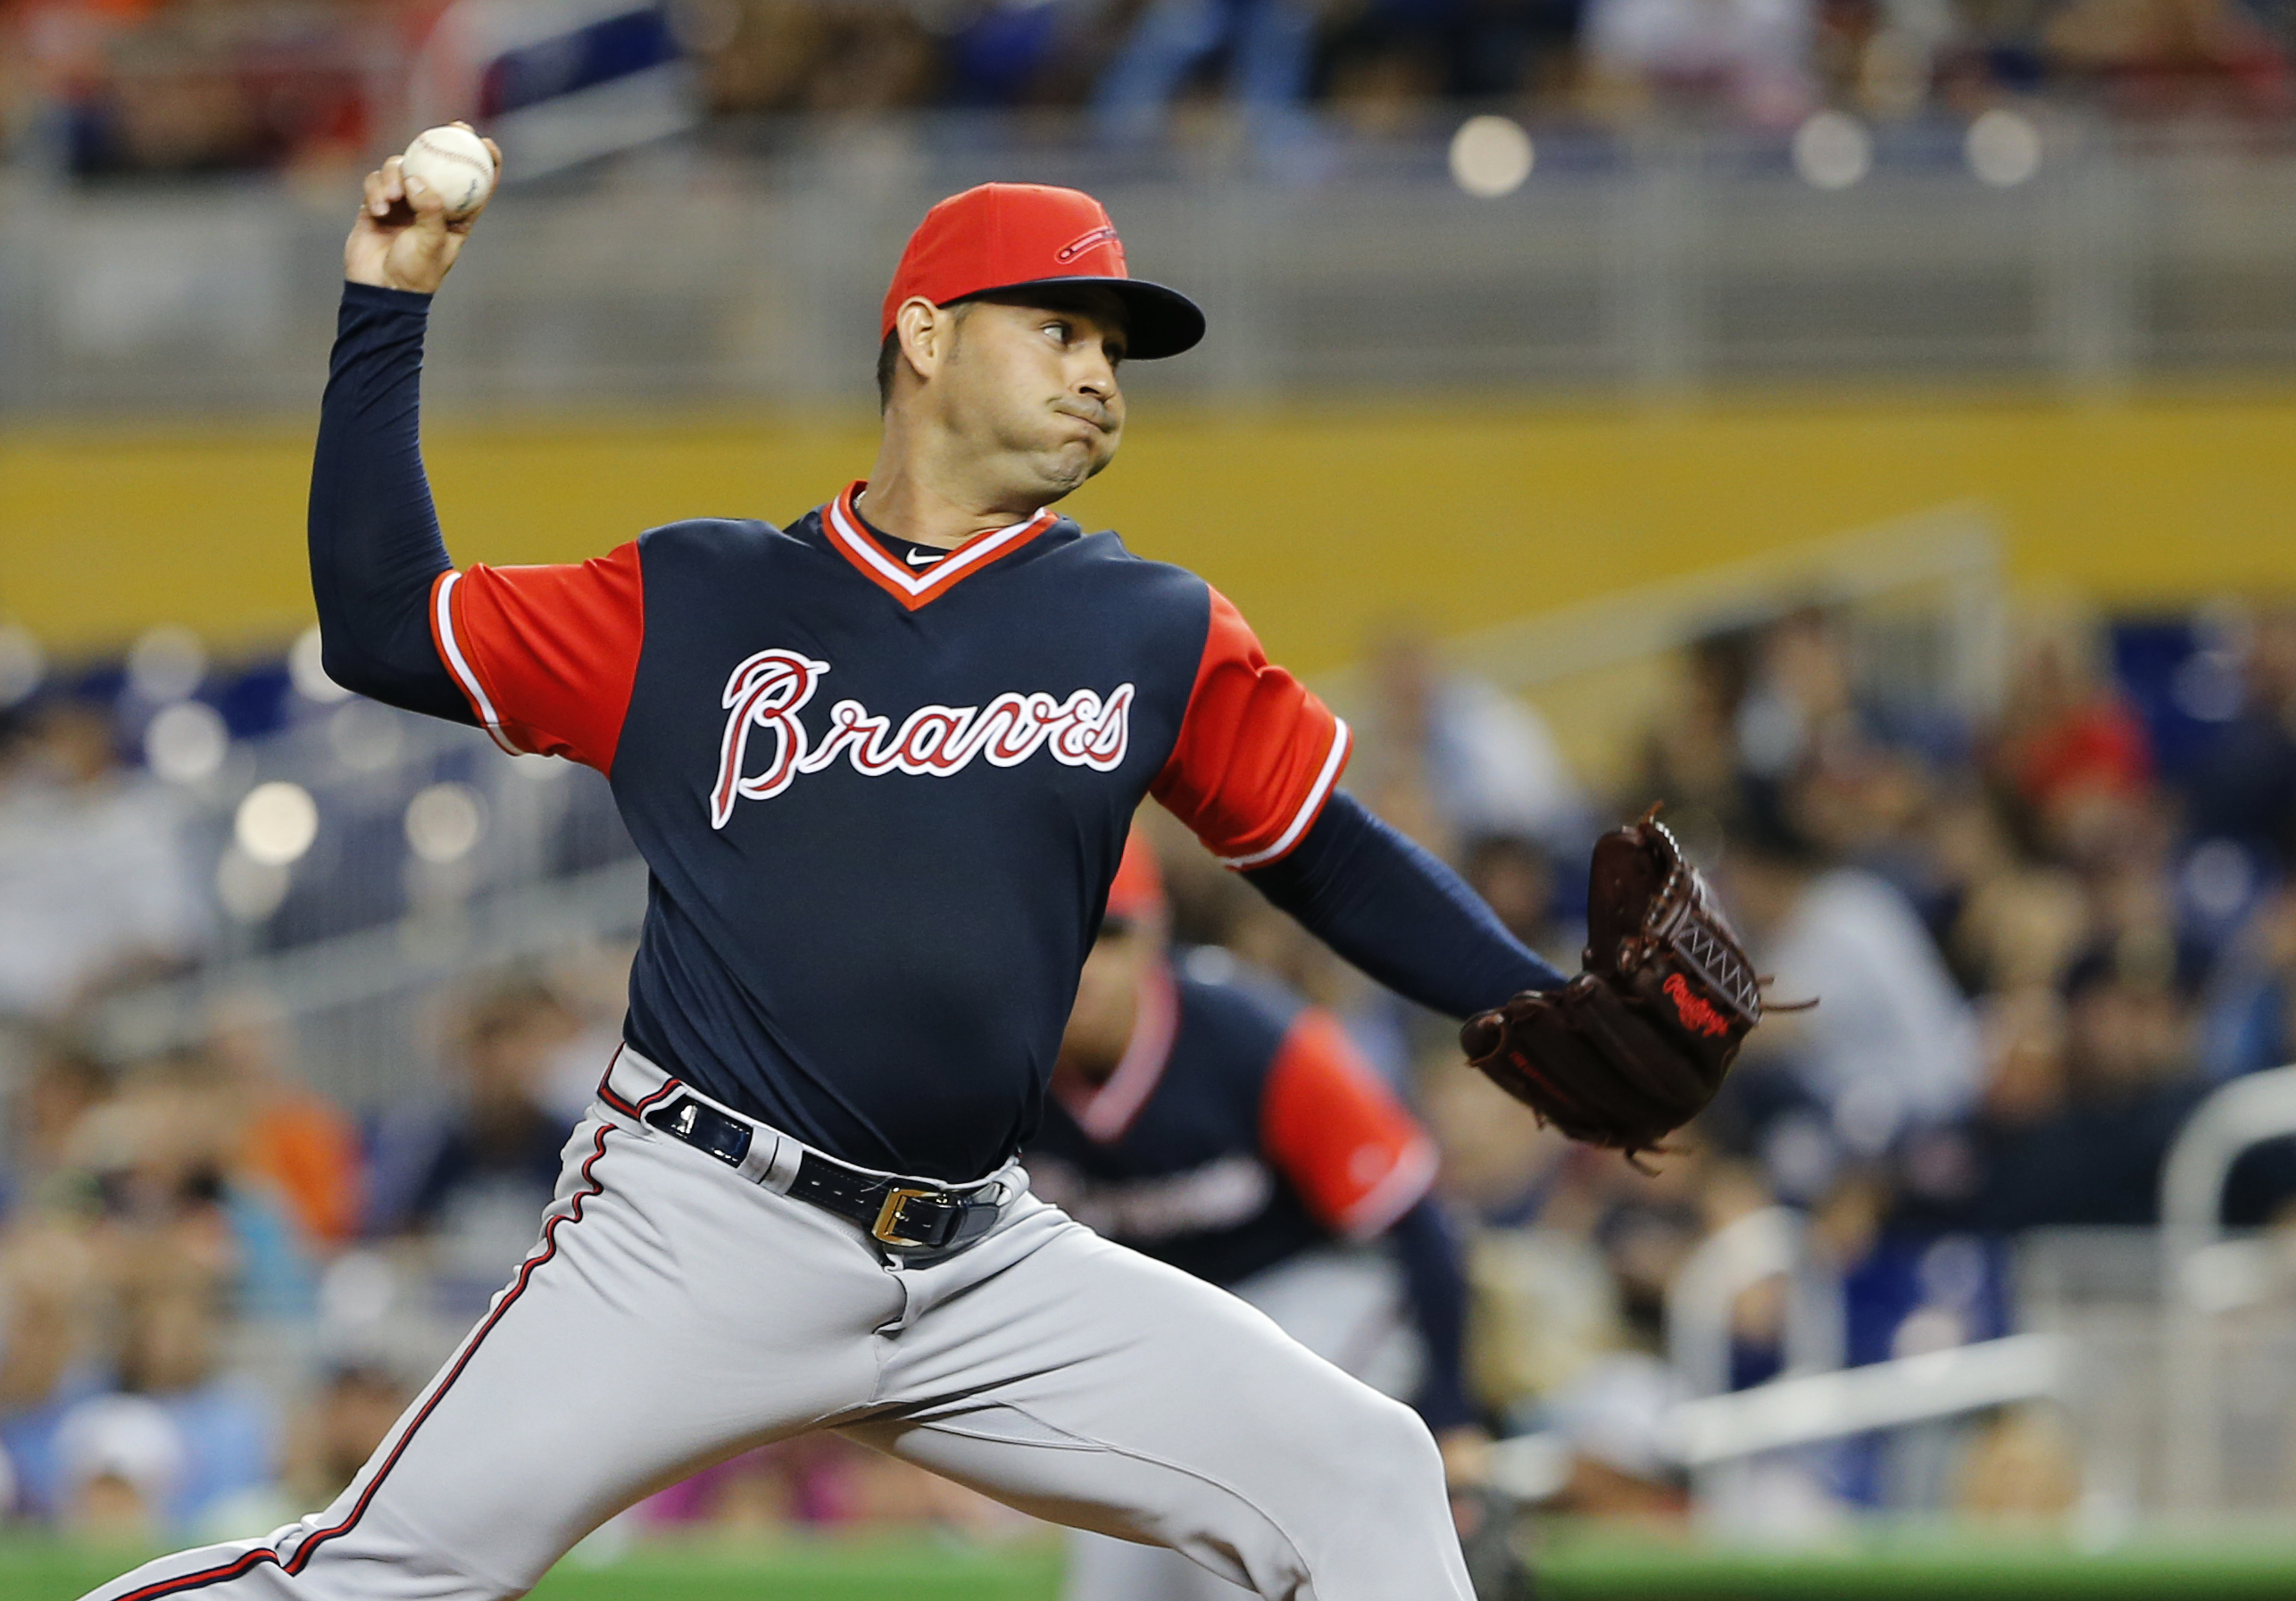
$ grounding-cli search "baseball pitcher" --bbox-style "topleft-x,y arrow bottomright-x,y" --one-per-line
87,134 -> 1767,1601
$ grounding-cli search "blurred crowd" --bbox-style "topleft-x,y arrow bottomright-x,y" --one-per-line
0,0 -> 2290,179
1149,597 -> 2296,1524
4,591 -> 2296,1540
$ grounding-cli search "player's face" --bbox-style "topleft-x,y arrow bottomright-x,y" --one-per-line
940,296 -> 1127,501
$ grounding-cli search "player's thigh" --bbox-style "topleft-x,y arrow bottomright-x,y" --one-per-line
347,1126 -> 894,1581
1066,1529 -> 1252,1601
85,1122 -> 896,1601
863,1208 -> 1469,1600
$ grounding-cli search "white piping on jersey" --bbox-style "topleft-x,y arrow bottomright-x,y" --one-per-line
1334,1132 -> 1439,1241
435,571 -> 521,755
825,491 -> 1051,599
1217,718 -> 1352,870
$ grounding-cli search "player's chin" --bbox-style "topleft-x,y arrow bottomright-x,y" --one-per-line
1035,438 -> 1117,495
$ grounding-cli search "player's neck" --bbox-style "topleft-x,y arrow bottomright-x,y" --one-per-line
860,427 -> 1049,550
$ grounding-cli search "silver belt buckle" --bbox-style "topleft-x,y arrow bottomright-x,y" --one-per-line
871,1185 -> 946,1248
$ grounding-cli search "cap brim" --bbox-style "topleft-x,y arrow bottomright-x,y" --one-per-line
952,276 -> 1206,361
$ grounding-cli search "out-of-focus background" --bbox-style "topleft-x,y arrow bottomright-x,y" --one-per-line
3,0 -> 2296,1590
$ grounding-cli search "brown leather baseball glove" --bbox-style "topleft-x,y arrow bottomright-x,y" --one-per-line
1460,805 -> 1779,1157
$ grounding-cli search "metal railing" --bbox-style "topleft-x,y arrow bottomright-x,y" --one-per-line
2159,1064 -> 2296,1517
5,114 -> 2296,415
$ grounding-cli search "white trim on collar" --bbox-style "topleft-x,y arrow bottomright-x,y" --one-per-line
825,488 -> 1052,601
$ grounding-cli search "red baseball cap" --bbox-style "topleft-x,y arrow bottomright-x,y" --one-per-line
881,183 -> 1205,361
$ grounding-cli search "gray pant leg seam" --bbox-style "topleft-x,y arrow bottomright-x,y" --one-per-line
928,1400 -> 1319,1590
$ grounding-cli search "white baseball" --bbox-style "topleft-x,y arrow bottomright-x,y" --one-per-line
400,125 -> 495,221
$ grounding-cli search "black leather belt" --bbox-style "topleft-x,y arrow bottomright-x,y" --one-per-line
645,1094 -> 1002,1255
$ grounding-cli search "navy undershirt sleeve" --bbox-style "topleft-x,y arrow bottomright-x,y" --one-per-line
307,281 -> 471,723
1389,1195 -> 1477,1433
1244,791 -> 1567,1019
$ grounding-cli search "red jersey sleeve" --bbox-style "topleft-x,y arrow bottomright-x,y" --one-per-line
429,543 -> 645,773
1151,588 -> 1350,868
1260,1009 -> 1439,1240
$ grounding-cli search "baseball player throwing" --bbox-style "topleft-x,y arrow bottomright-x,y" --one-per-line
88,129 -> 1769,1601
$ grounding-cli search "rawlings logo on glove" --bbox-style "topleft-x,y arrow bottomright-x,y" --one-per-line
1461,804 -> 1804,1158
1663,972 -> 1729,1038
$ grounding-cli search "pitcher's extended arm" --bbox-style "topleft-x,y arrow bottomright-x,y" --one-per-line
309,285 -> 466,720
1245,792 -> 1567,1019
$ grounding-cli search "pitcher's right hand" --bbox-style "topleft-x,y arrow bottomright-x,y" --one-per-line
345,125 -> 502,296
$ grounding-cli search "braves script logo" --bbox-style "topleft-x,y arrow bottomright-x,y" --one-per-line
1663,972 -> 1730,1038
711,649 -> 1133,829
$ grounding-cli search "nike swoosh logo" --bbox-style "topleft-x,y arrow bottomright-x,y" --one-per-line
903,547 -> 946,568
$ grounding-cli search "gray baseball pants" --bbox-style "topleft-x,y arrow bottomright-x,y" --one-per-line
1066,1247 -> 1428,1601
86,1051 -> 1472,1601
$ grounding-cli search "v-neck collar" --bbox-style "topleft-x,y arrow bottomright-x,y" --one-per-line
1052,960 -> 1180,1145
820,480 -> 1059,612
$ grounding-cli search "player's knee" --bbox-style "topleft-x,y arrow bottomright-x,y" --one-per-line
1327,1388 -> 1447,1509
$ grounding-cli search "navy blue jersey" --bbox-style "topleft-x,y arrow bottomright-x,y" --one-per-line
1026,949 -> 1438,1287
430,484 -> 1350,1180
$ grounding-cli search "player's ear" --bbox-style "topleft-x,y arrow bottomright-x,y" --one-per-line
894,297 -> 952,388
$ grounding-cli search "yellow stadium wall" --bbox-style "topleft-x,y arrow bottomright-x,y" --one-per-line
4,392 -> 2294,671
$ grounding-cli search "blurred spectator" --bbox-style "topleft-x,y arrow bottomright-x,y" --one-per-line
1723,796 -> 1981,1162
67,1054 -> 318,1322
677,0 -> 939,113
0,1053 -> 301,1531
1093,0 -> 1320,146
1810,0 -> 1959,116
91,1215 -> 280,1534
13,0 -> 381,176
1459,832 -> 1575,969
1954,1404 -> 2081,1523
206,995 -> 365,1252
0,1214 -> 106,1520
2204,884 -> 2296,1080
1640,630 -> 1759,824
1927,790 -> 2088,996
2042,0 -> 2292,116
1953,949 -> 2204,1228
1986,608 -> 2152,859
1354,628 -> 1586,863
283,1360 -> 414,1512
2185,605 -> 2296,869
1734,609 -> 1869,786
1580,0 -> 1815,122
1318,0 -> 1587,116
365,979 -> 581,1306
0,1030 -> 112,1214
0,697 -> 205,1017
1539,1350 -> 1690,1517
56,1394 -> 187,1540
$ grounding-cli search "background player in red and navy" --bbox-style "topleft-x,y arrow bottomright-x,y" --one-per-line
1035,831 -> 1484,1601
87,145 -> 1571,1601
